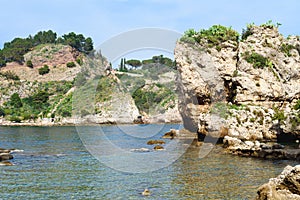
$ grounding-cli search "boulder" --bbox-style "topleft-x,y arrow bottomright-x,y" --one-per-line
147,140 -> 165,145
0,153 -> 13,161
0,161 -> 14,166
256,165 -> 300,200
162,129 -> 177,139
153,145 -> 164,150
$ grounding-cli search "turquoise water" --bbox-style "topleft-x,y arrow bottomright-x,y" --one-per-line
0,125 -> 298,200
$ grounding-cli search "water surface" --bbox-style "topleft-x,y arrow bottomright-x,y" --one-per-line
0,125 -> 297,199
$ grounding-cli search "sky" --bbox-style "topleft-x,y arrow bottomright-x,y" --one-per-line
1,0 -> 300,61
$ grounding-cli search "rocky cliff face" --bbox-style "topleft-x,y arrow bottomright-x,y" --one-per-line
175,24 -> 300,143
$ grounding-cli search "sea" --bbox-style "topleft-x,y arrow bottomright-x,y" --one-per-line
0,124 -> 298,200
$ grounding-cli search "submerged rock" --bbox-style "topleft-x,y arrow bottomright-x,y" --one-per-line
147,140 -> 165,145
162,129 -> 177,139
0,161 -> 14,166
0,153 -> 13,161
142,189 -> 151,196
153,145 -> 164,150
256,165 -> 300,200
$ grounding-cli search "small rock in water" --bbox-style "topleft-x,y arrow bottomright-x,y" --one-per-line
162,129 -> 177,139
154,145 -> 164,150
0,161 -> 14,166
0,153 -> 13,161
142,189 -> 151,196
147,140 -> 165,145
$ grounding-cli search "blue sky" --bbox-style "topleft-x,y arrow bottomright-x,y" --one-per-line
1,0 -> 300,59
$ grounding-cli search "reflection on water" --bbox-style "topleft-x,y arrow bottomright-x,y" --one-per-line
0,126 -> 297,200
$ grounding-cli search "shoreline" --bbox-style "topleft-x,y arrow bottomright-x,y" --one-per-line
0,121 -> 184,127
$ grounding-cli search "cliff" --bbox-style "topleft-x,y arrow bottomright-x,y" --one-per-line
175,23 -> 300,146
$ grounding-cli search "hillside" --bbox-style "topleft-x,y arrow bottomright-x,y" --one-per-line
0,32 -> 181,125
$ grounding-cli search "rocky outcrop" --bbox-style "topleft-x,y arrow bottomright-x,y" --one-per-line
175,24 -> 300,151
256,165 -> 300,200
223,136 -> 300,160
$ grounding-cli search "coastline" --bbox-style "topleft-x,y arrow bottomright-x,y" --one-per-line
0,118 -> 183,127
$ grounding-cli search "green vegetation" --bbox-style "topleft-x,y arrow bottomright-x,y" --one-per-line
56,93 -> 73,117
0,81 -> 73,122
61,32 -> 94,54
0,71 -> 20,80
243,51 -> 272,69
95,76 -> 117,102
241,23 -> 255,41
0,30 -> 94,67
280,43 -> 296,57
39,65 -> 50,75
180,25 -> 239,49
294,100 -> 300,110
119,58 -> 128,72
272,107 -> 286,122
126,59 -> 141,69
211,102 -> 229,119
76,58 -> 83,65
9,93 -> 23,108
66,61 -> 76,68
261,20 -> 282,29
132,84 -> 175,114
26,60 -> 33,68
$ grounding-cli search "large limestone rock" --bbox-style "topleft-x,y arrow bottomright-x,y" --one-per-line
175,39 -> 237,133
175,24 -> 300,142
256,165 -> 300,200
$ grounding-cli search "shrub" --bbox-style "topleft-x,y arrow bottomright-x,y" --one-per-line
243,51 -> 271,69
261,20 -> 281,29
0,107 -> 5,116
241,23 -> 255,40
10,93 -> 23,108
280,43 -> 295,57
76,58 -> 83,65
272,107 -> 286,122
195,25 -> 239,45
39,65 -> 50,75
66,61 -> 76,68
26,60 -> 33,68
9,115 -> 21,123
0,71 -> 20,80
180,25 -> 239,46
294,100 -> 300,110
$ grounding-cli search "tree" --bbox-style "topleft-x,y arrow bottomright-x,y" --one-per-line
126,59 -> 141,69
10,93 -> 22,108
61,32 -> 94,54
83,37 -> 94,54
119,58 -> 128,72
33,30 -> 57,45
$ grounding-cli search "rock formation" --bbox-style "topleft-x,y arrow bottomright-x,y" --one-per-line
175,24 -> 300,152
256,165 -> 300,200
